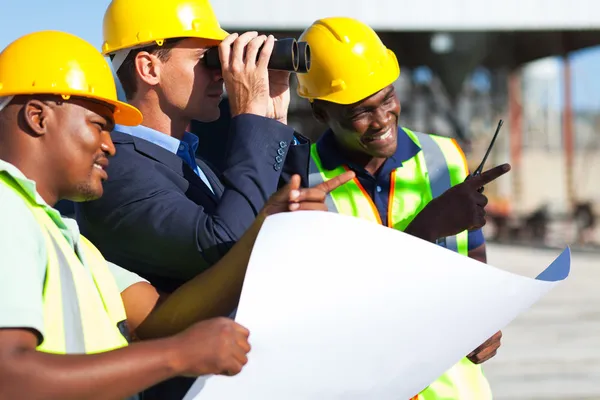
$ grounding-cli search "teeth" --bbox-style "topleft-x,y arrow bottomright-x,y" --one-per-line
374,130 -> 392,140
93,163 -> 103,170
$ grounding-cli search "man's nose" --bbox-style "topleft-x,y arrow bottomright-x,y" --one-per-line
212,67 -> 223,81
371,107 -> 393,130
101,133 -> 116,157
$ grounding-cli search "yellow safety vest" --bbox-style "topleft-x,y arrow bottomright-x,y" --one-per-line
0,174 -> 129,355
309,128 -> 492,400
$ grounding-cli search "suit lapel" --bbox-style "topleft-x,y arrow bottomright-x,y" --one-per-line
112,131 -> 219,202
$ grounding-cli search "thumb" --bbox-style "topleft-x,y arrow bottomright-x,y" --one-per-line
267,174 -> 300,204
287,174 -> 301,201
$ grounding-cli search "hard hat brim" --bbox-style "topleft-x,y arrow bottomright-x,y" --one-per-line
102,27 -> 230,56
107,98 -> 143,126
197,27 -> 230,42
0,91 -> 143,127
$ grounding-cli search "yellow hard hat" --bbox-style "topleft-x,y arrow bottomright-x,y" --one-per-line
0,31 -> 142,126
296,17 -> 400,105
102,0 -> 229,56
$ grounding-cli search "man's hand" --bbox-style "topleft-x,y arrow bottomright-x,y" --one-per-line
170,317 -> 251,377
405,163 -> 511,242
467,330 -> 502,364
219,32 -> 275,118
261,171 -> 355,216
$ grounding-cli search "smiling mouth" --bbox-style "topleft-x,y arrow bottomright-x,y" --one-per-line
93,158 -> 109,179
364,128 -> 393,142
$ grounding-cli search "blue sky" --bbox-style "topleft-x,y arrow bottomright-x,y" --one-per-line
2,0 -> 600,111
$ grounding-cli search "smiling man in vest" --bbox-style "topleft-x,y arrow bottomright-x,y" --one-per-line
297,17 -> 509,399
0,30 -> 352,400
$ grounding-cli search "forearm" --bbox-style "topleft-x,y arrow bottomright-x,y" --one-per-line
0,336 -> 182,400
136,214 -> 266,340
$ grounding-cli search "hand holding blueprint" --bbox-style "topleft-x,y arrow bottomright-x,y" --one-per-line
185,211 -> 570,400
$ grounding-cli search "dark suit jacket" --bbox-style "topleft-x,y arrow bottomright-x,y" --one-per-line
76,114 -> 309,293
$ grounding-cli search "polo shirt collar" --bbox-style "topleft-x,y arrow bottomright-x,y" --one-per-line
0,159 -> 80,245
316,127 -> 422,174
0,159 -> 54,210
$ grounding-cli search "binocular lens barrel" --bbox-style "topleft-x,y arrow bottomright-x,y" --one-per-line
296,41 -> 311,73
204,38 -> 311,73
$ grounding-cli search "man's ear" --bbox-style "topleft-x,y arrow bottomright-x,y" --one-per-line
135,52 -> 161,87
310,101 -> 328,124
22,99 -> 49,136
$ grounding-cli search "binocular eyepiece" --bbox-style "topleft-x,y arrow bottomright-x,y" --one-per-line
204,38 -> 311,73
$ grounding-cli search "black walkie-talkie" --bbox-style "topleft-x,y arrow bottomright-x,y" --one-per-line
466,119 -> 504,193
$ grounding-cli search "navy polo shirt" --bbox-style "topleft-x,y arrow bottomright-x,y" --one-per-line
316,128 -> 485,250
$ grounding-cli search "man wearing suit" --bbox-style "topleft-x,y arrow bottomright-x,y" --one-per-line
76,1 -> 315,398
77,0 -> 310,293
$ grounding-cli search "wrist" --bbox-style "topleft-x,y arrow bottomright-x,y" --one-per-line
254,211 -> 268,227
405,222 -> 437,243
161,335 -> 189,377
229,104 -> 267,118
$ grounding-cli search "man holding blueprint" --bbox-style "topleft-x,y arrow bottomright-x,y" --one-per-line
186,17 -> 570,400
298,17 -> 508,400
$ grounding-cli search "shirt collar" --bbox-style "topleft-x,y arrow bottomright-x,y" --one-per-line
0,159 -> 81,241
316,127 -> 422,173
0,159 -> 51,208
114,124 -> 200,155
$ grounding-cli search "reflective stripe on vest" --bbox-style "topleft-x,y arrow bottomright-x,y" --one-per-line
49,233 -> 86,353
0,173 -> 129,355
416,132 -> 457,252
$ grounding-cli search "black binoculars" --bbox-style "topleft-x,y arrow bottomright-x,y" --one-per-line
204,38 -> 311,73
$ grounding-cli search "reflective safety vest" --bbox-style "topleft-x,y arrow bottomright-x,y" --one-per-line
0,174 -> 129,355
309,128 -> 492,400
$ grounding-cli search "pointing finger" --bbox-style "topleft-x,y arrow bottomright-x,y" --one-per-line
471,163 -> 511,187
314,170 -> 355,194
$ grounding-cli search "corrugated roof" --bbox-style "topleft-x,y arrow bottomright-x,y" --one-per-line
212,0 -> 600,31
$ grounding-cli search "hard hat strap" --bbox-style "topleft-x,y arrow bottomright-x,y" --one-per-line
111,49 -> 131,72
0,96 -> 14,112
